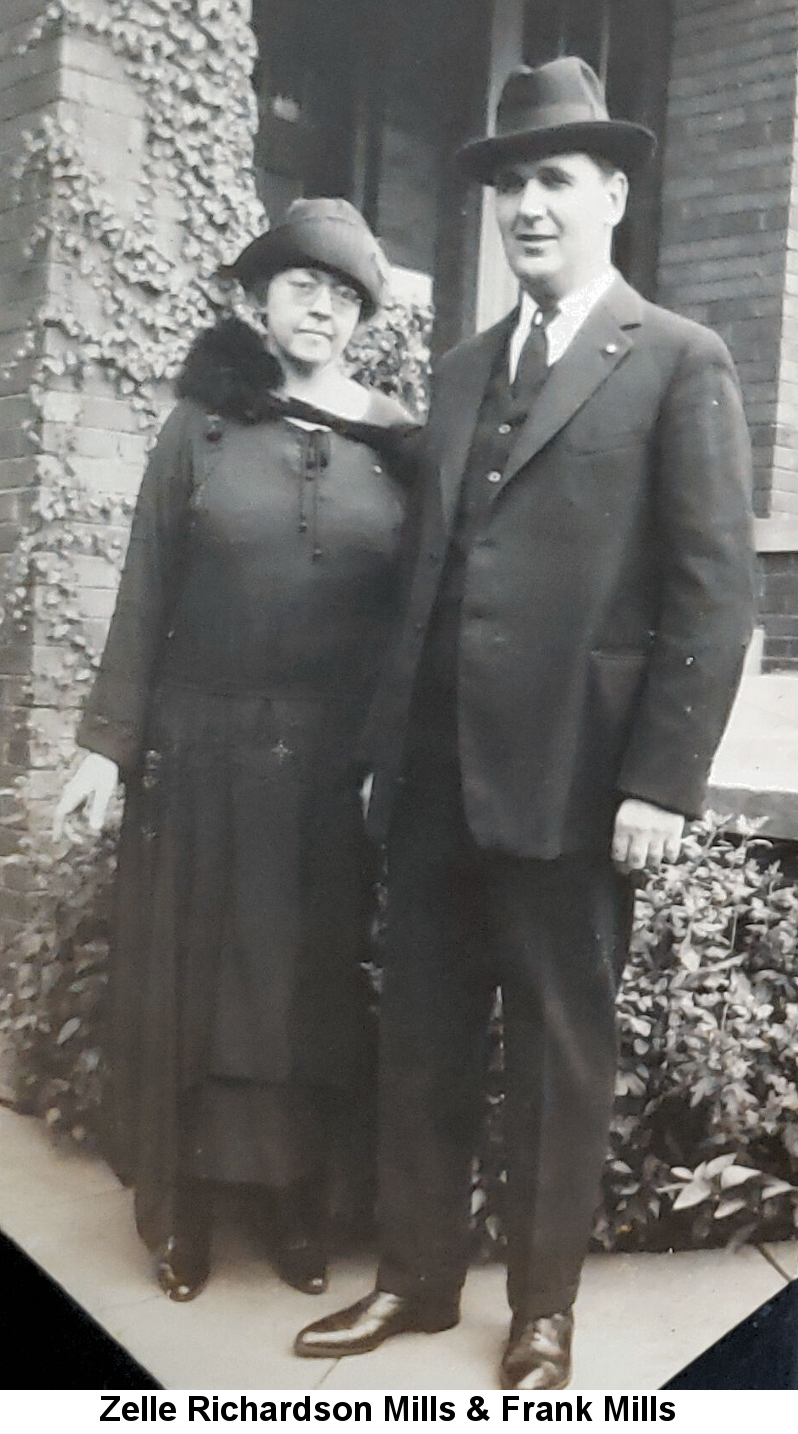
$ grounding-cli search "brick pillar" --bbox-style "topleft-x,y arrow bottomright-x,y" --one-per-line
0,21 -> 166,949
0,1 -> 62,939
657,0 -> 798,520
0,3 -> 264,939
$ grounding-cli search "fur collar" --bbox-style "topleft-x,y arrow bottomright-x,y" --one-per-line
176,317 -> 284,424
176,317 -> 415,431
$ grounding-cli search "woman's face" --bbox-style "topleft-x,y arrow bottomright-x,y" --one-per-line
259,267 -> 363,372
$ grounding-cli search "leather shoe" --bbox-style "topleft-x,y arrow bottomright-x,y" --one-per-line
499,1310 -> 574,1390
156,1232 -> 211,1302
271,1235 -> 329,1296
259,1182 -> 329,1295
155,1184 -> 212,1302
294,1290 -> 459,1358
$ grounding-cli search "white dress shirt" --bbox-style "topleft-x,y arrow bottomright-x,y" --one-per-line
507,268 -> 617,382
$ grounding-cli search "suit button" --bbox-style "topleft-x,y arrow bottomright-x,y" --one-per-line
487,470 -> 502,483
498,423 -> 511,435
428,550 -> 440,563
413,621 -> 425,634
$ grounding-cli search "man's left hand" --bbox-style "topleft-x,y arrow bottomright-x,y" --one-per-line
612,798 -> 684,872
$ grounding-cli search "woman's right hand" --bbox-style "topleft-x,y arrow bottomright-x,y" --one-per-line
53,753 -> 119,842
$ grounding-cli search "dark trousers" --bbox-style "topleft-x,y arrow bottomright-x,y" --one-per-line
376,750 -> 633,1321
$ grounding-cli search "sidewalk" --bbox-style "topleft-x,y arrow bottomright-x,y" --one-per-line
1,1106 -> 793,1390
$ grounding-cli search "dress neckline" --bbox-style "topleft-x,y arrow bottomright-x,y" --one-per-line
268,389 -> 416,442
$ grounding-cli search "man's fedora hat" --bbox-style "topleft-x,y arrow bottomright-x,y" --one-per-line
457,56 -> 656,184
219,197 -> 389,318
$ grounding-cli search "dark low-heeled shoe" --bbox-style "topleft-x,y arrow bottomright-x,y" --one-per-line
271,1234 -> 329,1295
294,1289 -> 460,1358
499,1309 -> 574,1390
155,1232 -> 211,1302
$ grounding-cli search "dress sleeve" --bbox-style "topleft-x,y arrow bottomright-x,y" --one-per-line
76,402 -> 196,773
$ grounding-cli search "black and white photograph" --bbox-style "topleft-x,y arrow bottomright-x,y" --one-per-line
1,0 -> 798,1395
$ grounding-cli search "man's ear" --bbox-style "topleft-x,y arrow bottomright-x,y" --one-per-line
605,169 -> 629,229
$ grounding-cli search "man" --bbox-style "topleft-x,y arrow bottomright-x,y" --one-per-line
295,57 -> 755,1389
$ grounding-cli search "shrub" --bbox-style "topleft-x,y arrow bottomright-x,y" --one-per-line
594,814 -> 798,1253
347,295 -> 433,418
0,828 -> 117,1142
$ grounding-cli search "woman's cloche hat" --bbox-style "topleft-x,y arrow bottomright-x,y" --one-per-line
219,197 -> 389,318
457,56 -> 656,184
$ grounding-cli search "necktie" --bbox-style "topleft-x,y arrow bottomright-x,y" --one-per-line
512,305 -> 557,403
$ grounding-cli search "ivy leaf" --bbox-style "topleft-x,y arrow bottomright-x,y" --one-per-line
678,942 -> 701,973
56,1017 -> 81,1045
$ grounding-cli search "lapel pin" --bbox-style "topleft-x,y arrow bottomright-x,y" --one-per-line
603,342 -> 619,355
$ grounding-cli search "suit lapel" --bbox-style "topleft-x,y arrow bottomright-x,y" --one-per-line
436,313 -> 515,527
497,274 -> 644,493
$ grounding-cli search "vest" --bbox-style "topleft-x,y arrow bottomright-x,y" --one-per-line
407,344 -> 532,757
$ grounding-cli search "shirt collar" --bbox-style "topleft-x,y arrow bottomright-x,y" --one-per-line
509,267 -> 616,377
518,267 -> 616,331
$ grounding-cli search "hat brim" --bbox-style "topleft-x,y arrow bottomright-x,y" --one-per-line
218,228 -> 379,318
457,120 -> 656,184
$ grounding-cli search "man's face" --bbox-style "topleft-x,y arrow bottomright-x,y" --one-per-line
493,152 -> 628,301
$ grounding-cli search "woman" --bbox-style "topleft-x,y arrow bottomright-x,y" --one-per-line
54,198 -> 417,1302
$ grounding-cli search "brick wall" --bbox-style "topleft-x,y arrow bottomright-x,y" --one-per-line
26,27 -> 174,824
657,0 -> 798,520
0,17 -> 175,942
760,549 -> 798,670
657,0 -> 798,670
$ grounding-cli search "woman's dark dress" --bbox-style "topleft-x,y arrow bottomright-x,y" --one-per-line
78,361 -> 413,1250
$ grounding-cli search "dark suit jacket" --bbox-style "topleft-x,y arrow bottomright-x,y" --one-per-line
363,272 -> 756,858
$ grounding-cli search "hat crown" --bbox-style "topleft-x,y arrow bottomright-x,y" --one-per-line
456,53 -> 656,182
496,56 -> 611,137
280,196 -> 373,234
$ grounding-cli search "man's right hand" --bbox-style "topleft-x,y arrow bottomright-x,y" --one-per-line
53,752 -> 119,842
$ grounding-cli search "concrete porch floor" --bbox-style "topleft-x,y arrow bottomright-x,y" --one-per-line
709,658 -> 798,838
1,1106 -> 794,1391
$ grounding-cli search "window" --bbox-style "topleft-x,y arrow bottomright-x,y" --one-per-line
523,0 -> 673,296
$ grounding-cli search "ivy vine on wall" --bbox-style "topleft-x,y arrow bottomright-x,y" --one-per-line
5,0 -> 268,718
4,0 -> 431,764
